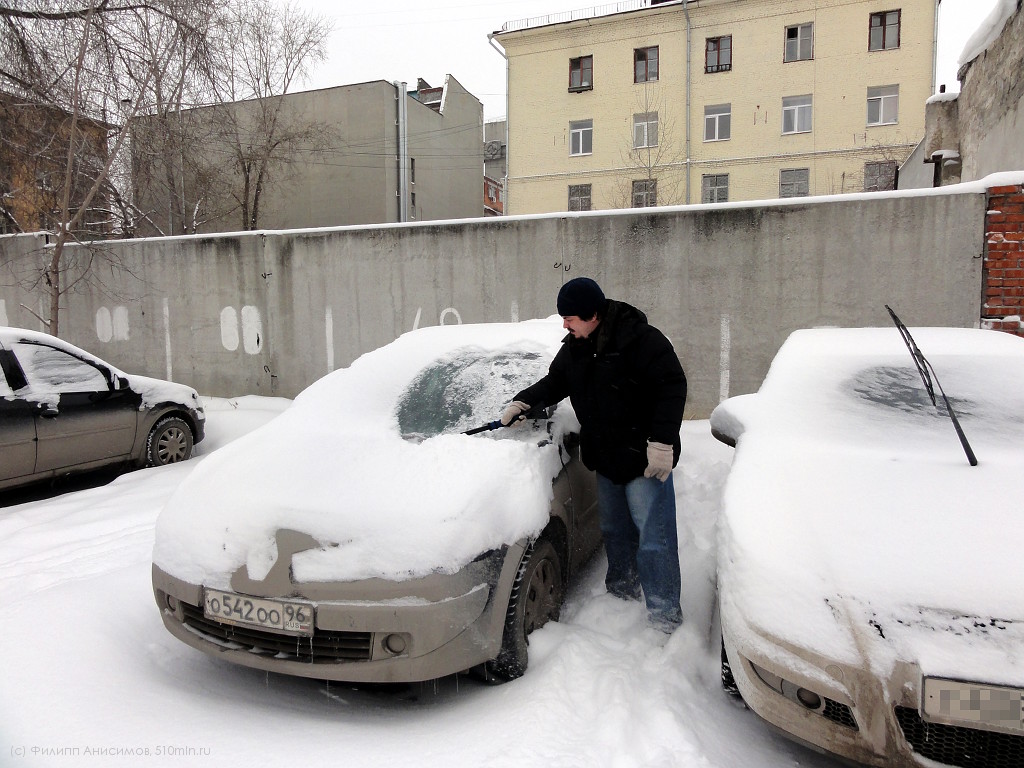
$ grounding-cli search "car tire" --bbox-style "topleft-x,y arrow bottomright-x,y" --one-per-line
484,539 -> 563,683
721,637 -> 743,700
145,416 -> 194,467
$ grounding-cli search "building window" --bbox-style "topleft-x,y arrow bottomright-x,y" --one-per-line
869,10 -> 901,51
702,174 -> 729,203
634,46 -> 659,83
706,36 -> 732,73
633,112 -> 659,148
632,179 -> 657,208
782,95 -> 812,134
867,85 -> 899,125
780,168 -> 810,198
784,23 -> 813,62
569,120 -> 593,156
704,104 -> 731,141
864,161 -> 897,191
568,184 -> 592,211
570,56 -> 593,92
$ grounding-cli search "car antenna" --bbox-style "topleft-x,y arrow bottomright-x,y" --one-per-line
884,305 -> 978,466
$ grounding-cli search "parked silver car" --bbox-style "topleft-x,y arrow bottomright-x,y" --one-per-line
153,319 -> 601,683
711,325 -> 1024,768
1,326 -> 205,492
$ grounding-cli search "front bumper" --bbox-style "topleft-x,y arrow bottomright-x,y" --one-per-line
723,620 -> 1024,768
152,544 -> 525,683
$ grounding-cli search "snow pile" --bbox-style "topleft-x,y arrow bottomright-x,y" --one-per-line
958,0 -> 1018,68
154,318 -> 573,587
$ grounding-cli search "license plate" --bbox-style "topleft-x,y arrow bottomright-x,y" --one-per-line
203,588 -> 314,637
923,677 -> 1024,734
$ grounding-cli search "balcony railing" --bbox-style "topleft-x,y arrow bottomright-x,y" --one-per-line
501,0 -> 681,34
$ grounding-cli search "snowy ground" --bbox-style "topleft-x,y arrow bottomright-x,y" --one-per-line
0,396 -> 840,768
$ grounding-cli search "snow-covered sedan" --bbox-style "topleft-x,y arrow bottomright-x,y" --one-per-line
711,325 -> 1024,768
1,326 -> 205,491
152,318 -> 600,683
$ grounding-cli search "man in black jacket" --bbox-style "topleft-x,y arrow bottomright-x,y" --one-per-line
501,277 -> 687,631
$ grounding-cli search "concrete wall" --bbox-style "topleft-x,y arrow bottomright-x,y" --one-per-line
0,187 -> 985,417
956,3 -> 1024,181
919,2 -> 1024,187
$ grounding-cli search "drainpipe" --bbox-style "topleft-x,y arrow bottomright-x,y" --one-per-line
394,81 -> 409,223
488,33 -> 510,214
683,1 -> 692,204
932,0 -> 941,92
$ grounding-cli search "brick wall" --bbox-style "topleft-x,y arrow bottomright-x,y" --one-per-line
983,184 -> 1024,336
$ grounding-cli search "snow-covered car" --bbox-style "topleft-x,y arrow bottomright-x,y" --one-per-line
0,326 -> 205,491
152,318 -> 601,683
710,325 -> 1024,768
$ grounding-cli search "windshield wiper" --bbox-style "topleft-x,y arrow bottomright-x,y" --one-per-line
885,305 -> 978,466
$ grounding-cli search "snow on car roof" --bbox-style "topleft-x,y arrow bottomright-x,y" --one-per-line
713,327 -> 1024,685
154,317 -> 575,587
0,325 -> 199,409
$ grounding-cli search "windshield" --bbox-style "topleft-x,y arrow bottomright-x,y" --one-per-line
397,347 -> 551,439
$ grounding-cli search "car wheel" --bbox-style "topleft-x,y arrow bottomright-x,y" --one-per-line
485,539 -> 563,683
145,416 -> 194,467
721,637 -> 743,699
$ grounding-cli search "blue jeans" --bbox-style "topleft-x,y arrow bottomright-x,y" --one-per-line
597,472 -> 683,630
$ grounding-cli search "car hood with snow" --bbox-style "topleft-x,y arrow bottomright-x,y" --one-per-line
153,317 -> 576,589
713,326 -> 1024,684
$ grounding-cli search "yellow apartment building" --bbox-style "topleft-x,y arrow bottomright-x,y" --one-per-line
491,0 -> 938,214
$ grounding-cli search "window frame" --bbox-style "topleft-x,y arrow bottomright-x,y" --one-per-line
866,85 -> 899,126
569,55 -> 594,92
633,112 -> 659,149
784,22 -> 813,62
706,35 -> 732,73
782,95 -> 813,135
704,103 -> 732,142
868,10 -> 901,51
779,168 -> 810,198
864,160 -> 897,192
568,184 -> 592,212
634,46 -> 659,83
631,179 -> 657,208
701,174 -> 729,203
569,119 -> 594,156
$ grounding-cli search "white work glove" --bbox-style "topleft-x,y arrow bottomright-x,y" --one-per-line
500,400 -> 531,427
644,441 -> 674,482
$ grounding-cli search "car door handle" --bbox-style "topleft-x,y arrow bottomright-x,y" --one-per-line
38,404 -> 59,418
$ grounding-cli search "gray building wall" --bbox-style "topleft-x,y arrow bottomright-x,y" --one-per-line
0,187 -> 985,418
134,76 -> 483,234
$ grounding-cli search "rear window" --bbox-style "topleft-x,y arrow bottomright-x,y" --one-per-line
397,347 -> 550,439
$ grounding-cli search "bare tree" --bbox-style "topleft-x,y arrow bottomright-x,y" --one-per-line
612,83 -> 686,210
203,0 -> 333,231
126,0 -> 334,235
0,0 -> 213,335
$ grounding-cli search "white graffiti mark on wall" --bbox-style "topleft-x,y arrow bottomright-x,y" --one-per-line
719,313 -> 731,403
0,299 -> 8,326
241,306 -> 262,354
95,306 -> 130,342
325,307 -> 334,373
510,300 -> 520,323
439,307 -> 462,326
220,305 -> 264,354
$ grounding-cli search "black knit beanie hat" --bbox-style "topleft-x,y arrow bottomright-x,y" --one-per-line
557,277 -> 605,319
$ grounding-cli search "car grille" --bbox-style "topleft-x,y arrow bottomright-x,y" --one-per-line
823,698 -> 858,730
895,706 -> 1024,768
180,602 -> 373,663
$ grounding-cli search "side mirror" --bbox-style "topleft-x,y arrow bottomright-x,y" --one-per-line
113,374 -> 130,391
